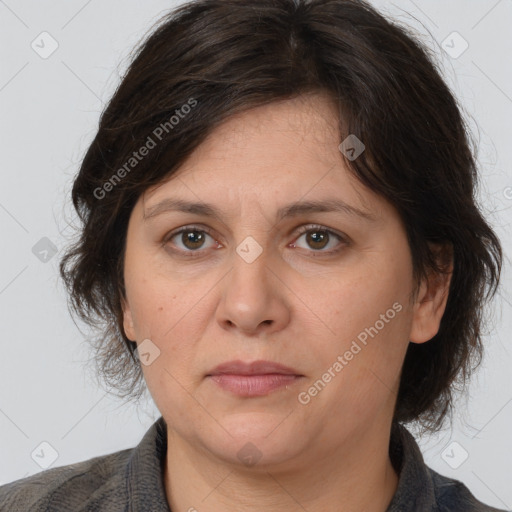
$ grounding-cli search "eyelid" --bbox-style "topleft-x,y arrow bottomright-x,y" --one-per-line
162,223 -> 349,255
293,223 -> 348,242
162,224 -> 219,251
163,224 -> 216,242
291,224 -> 349,255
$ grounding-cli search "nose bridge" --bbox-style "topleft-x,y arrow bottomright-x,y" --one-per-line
231,232 -> 271,299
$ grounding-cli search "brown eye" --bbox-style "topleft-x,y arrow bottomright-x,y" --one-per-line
180,229 -> 207,250
164,226 -> 218,255
292,225 -> 347,255
304,230 -> 330,250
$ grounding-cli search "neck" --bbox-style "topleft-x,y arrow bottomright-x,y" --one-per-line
164,419 -> 399,512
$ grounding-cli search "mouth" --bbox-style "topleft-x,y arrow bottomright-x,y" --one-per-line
206,359 -> 304,397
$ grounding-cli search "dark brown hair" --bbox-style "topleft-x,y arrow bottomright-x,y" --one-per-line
60,0 -> 502,433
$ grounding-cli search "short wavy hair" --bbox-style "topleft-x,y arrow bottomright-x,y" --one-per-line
60,0 -> 502,433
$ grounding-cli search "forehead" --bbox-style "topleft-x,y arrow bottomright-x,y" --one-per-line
141,93 -> 389,221
207,92 -> 342,145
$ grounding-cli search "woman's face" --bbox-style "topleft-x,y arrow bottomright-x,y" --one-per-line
122,93 -> 447,470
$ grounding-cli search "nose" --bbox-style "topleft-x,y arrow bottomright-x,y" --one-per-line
215,242 -> 290,336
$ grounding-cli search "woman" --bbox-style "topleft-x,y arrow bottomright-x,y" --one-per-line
0,0 -> 506,510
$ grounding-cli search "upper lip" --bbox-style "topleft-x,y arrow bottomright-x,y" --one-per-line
207,360 -> 302,376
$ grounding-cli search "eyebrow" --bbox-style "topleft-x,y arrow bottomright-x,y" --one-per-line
143,197 -> 378,223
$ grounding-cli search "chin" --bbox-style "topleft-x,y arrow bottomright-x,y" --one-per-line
200,412 -> 307,469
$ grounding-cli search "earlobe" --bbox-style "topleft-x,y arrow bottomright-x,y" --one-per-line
121,297 -> 137,342
409,244 -> 453,344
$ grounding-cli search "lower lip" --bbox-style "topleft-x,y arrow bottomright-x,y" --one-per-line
208,374 -> 302,396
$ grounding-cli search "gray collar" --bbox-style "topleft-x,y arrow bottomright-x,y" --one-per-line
124,416 -> 498,512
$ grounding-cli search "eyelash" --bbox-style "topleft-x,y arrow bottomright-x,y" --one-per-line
162,224 -> 349,259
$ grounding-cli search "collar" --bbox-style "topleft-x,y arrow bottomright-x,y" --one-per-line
386,421 -> 436,510
125,416 -> 170,511
124,417 -> 436,511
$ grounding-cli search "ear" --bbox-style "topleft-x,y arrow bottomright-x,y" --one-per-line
409,243 -> 453,344
121,296 -> 137,342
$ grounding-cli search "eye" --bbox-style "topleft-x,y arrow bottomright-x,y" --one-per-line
163,225 -> 220,256
162,224 -> 348,258
291,224 -> 347,255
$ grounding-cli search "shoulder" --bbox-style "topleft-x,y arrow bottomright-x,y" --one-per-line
388,423 -> 509,512
428,467 -> 510,512
0,447 -> 133,512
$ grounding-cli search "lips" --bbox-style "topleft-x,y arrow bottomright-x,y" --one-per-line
206,360 -> 303,397
207,359 -> 301,376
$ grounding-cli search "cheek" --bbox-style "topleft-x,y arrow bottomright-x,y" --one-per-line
307,312 -> 411,433
299,256 -> 411,345
125,271 -> 211,375
300,251 -> 413,403
132,293 -> 201,405
124,252 -> 188,338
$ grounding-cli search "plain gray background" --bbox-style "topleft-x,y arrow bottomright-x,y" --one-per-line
1,0 -> 511,509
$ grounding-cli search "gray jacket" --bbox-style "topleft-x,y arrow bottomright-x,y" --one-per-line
0,417 -> 508,511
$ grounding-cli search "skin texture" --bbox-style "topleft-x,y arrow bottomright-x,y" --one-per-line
121,92 -> 452,512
